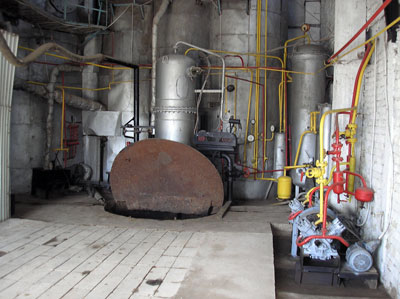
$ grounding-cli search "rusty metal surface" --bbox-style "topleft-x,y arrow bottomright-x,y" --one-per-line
110,139 -> 224,217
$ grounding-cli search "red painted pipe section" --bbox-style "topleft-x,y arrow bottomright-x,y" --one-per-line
224,55 -> 245,68
307,185 -> 328,208
327,0 -> 391,63
296,234 -> 350,248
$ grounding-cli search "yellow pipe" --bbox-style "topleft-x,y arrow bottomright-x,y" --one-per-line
283,33 -> 310,78
352,40 -> 376,124
243,71 -> 254,163
315,107 -> 357,223
27,80 -> 133,92
279,82 -> 283,131
234,76 -> 237,125
283,164 -> 310,176
304,161 -> 350,207
294,130 -> 312,166
184,48 -> 284,68
18,46 -> 154,70
54,88 -> 68,152
266,131 -> 274,142
205,65 -> 314,75
293,111 -> 319,166
255,177 -> 278,181
263,0 -> 268,179
318,108 -> 356,173
282,33 -> 310,133
330,17 -> 400,65
254,0 -> 262,172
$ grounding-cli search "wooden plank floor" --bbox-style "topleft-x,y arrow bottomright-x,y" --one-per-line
0,219 -> 204,299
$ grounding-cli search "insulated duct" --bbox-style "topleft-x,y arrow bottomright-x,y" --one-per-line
44,64 -> 83,169
150,0 -> 171,128
0,31 -> 105,67
14,78 -> 106,111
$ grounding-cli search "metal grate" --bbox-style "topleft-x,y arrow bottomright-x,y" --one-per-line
0,30 -> 18,222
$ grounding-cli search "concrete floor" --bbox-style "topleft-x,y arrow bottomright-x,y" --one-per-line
0,194 -> 280,299
0,193 -> 390,298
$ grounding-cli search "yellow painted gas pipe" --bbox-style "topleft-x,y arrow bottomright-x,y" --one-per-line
262,0 -> 269,177
346,41 -> 376,194
243,70 -> 254,162
293,111 -> 319,166
253,0 -> 262,171
54,88 -> 68,152
309,107 -> 357,223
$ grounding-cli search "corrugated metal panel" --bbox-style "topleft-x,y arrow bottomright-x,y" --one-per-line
0,30 -> 19,222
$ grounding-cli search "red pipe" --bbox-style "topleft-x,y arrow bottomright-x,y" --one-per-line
284,74 -> 288,166
322,184 -> 337,234
350,42 -> 372,123
297,182 -> 350,248
296,234 -> 350,248
345,43 -> 372,190
288,125 -> 292,166
224,55 -> 245,68
249,169 -> 284,175
225,74 -> 265,174
307,185 -> 328,208
201,65 -> 287,71
343,170 -> 367,187
327,0 -> 392,63
288,210 -> 302,221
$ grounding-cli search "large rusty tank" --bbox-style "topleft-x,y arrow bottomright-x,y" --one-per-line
108,139 -> 224,218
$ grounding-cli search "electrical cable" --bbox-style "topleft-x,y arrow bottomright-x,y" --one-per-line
357,40 -> 378,228
378,34 -> 394,240
106,5 -> 132,29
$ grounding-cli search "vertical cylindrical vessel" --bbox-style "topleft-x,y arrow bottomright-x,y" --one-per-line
210,0 -> 288,200
289,44 -> 327,169
155,54 -> 196,145
273,133 -> 286,179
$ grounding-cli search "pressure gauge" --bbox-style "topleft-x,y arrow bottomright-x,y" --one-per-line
247,135 -> 255,143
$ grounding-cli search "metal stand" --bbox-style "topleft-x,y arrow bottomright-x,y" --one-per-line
295,249 -> 341,285
339,263 -> 379,289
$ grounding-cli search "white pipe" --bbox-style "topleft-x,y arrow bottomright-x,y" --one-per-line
194,89 -> 222,93
44,64 -> 83,170
150,0 -> 171,128
173,41 -> 226,127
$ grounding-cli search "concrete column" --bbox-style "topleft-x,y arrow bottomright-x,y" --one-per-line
331,0 -> 366,215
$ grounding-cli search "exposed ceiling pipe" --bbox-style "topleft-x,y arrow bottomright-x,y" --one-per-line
14,78 -> 106,111
0,31 -> 105,67
150,0 -> 172,129
44,64 -> 83,170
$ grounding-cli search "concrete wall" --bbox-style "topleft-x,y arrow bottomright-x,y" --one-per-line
357,1 -> 400,297
9,21 -> 83,193
329,0 -> 366,215
288,0 -> 321,44
99,4 -> 152,179
328,0 -> 400,297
